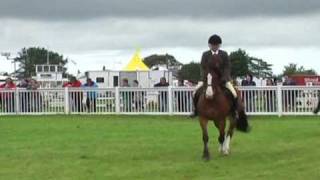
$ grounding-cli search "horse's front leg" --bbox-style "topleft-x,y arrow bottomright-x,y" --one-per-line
223,116 -> 236,155
199,116 -> 210,160
216,118 -> 228,155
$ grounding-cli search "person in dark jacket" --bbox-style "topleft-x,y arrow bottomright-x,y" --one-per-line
241,74 -> 256,86
282,76 -> 297,112
241,74 -> 257,112
121,78 -> 132,112
154,77 -> 169,112
82,78 -> 98,113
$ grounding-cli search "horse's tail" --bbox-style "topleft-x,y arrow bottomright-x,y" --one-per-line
236,109 -> 250,133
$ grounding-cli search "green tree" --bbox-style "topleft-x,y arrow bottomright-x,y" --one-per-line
143,54 -> 182,69
14,47 -> 68,78
249,57 -> 273,78
229,49 -> 273,79
282,63 -> 317,76
229,49 -> 250,78
178,62 -> 201,82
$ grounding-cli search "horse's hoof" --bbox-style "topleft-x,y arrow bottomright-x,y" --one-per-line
222,151 -> 229,156
202,152 -> 210,161
202,155 -> 210,161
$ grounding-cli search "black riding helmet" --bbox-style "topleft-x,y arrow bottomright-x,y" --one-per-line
208,34 -> 222,45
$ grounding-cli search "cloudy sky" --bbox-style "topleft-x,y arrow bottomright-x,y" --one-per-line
1,0 -> 320,75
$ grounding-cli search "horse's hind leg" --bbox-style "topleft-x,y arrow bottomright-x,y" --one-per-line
199,116 -> 210,160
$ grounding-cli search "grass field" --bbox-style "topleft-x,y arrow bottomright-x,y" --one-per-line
1,115 -> 320,180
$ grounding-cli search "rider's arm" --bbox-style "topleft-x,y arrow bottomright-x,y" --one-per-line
221,52 -> 231,83
200,52 -> 207,82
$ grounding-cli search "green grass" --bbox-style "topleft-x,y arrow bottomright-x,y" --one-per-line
0,115 -> 320,180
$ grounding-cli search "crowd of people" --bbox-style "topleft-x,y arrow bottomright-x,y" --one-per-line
0,77 -> 42,112
120,77 -> 173,112
0,73 -> 319,114
62,76 -> 180,113
63,77 -> 98,113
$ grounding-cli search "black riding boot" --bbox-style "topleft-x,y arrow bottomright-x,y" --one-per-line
233,97 -> 238,111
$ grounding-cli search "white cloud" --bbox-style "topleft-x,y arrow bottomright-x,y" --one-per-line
1,13 -> 320,75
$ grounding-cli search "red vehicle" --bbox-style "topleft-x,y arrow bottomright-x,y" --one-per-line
289,75 -> 320,86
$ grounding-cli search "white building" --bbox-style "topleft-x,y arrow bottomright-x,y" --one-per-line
83,50 -> 174,87
84,70 -> 173,88
34,64 -> 68,88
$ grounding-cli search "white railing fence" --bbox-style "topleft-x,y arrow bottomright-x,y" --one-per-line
0,86 -> 319,116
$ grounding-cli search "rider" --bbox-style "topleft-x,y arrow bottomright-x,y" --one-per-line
191,34 -> 239,117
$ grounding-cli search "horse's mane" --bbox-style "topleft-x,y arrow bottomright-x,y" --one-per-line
203,54 -> 223,85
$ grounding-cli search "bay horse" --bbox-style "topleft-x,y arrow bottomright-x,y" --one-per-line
196,54 -> 249,160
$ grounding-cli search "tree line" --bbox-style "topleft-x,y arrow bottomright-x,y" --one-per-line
8,47 -> 318,81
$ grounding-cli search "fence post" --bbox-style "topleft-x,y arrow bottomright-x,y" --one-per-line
277,85 -> 282,117
115,87 -> 120,114
15,88 -> 20,114
168,86 -> 173,115
64,87 -> 69,114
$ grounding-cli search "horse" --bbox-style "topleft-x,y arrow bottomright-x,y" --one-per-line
195,54 -> 249,160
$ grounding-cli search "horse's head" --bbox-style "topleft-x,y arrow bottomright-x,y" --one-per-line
205,54 -> 222,99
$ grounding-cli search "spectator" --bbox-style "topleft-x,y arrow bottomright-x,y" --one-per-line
283,75 -> 296,86
121,78 -> 132,112
27,79 -> 42,112
0,78 -> 16,89
82,78 -> 98,113
18,78 -> 30,112
175,79 -> 188,112
154,77 -> 169,112
154,77 -> 170,87
64,77 -> 83,113
133,80 -> 140,87
265,79 -> 276,112
0,78 -> 17,112
18,78 -> 29,88
186,80 -> 197,87
241,74 -> 256,112
266,79 -> 274,86
178,79 -> 184,87
241,74 -> 256,86
273,77 -> 279,86
282,76 -> 297,112
132,80 -> 144,111
122,78 -> 130,87
63,81 -> 71,87
28,79 -> 40,89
